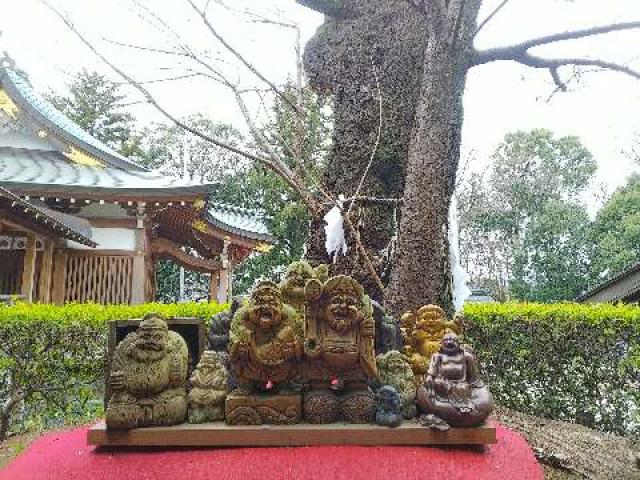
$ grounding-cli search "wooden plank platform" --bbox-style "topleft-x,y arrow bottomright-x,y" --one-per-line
88,421 -> 496,447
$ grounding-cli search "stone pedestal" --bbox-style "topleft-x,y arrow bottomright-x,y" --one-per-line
225,392 -> 302,425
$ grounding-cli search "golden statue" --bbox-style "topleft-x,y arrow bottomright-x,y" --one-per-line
226,281 -> 303,425
401,304 -> 461,380
303,275 -> 377,424
188,351 -> 229,423
105,314 -> 188,429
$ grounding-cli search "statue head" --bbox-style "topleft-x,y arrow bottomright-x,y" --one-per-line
441,332 -> 462,356
191,350 -> 227,387
248,281 -> 283,331
323,275 -> 364,334
416,305 -> 446,333
136,313 -> 169,353
280,261 -> 317,300
376,385 -> 402,411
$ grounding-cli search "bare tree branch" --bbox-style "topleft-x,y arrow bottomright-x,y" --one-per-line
183,0 -> 304,116
475,21 -> 640,65
474,0 -> 512,38
40,0 -> 320,214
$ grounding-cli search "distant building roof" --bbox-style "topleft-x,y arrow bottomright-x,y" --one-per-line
205,202 -> 274,243
467,289 -> 495,303
0,186 -> 95,246
577,262 -> 640,303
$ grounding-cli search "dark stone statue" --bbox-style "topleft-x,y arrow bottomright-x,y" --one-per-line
375,385 -> 403,428
416,333 -> 494,428
105,313 -> 188,429
372,300 -> 402,354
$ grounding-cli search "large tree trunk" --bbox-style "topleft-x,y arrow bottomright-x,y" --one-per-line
386,2 -> 482,316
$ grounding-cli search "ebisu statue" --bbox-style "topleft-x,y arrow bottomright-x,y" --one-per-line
303,275 -> 378,424
188,350 -> 229,423
417,332 -> 494,429
225,281 -> 304,425
105,313 -> 188,430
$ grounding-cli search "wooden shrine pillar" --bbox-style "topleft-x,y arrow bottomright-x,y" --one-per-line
20,233 -> 36,303
211,237 -> 232,304
130,207 -> 148,305
37,239 -> 54,303
51,249 -> 67,304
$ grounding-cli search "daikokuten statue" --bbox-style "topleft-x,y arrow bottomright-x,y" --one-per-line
376,350 -> 417,419
416,333 -> 494,428
226,281 -> 303,425
188,351 -> 229,423
105,313 -> 188,430
279,260 -> 328,316
401,305 -> 461,380
303,275 -> 377,424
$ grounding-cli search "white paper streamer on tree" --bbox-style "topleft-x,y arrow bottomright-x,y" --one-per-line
324,194 -> 348,263
448,195 -> 472,312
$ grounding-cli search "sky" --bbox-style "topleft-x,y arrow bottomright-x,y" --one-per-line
2,0 -> 639,203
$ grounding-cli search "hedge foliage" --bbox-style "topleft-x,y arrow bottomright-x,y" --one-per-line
464,302 -> 640,437
0,301 -> 638,439
0,302 -> 226,440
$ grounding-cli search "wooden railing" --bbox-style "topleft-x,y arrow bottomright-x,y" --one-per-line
64,253 -> 133,304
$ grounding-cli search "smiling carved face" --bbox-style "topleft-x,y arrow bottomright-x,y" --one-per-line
326,292 -> 360,334
441,333 -> 461,356
249,286 -> 283,331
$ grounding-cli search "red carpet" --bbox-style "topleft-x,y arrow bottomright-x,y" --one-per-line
1,424 -> 542,480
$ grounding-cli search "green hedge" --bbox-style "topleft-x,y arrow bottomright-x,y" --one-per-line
463,302 -> 640,436
0,302 -> 226,441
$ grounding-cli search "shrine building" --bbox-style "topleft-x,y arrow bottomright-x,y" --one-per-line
0,64 -> 274,305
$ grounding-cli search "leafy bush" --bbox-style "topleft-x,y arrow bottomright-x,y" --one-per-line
0,302 -> 226,441
463,302 -> 640,436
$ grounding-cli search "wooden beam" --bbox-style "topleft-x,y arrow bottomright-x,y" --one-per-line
20,233 -> 36,302
38,239 -> 54,303
151,238 -> 222,273
87,421 -> 497,447
130,224 -> 147,305
51,249 -> 67,304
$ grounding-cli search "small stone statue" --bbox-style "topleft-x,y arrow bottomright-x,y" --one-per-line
416,333 -> 494,428
229,281 -> 302,391
303,275 -> 377,424
105,313 -> 188,429
375,385 -> 403,428
401,304 -> 461,380
372,300 -> 402,354
279,260 -> 328,316
375,350 -> 417,419
188,351 -> 229,423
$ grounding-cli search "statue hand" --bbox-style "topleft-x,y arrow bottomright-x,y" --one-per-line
110,370 -> 125,391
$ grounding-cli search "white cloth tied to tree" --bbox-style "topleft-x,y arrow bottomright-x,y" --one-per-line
324,195 -> 348,263
449,195 -> 472,312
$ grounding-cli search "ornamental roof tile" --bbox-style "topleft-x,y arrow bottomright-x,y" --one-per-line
205,202 -> 274,243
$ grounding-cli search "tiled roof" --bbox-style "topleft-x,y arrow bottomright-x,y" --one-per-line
205,202 -> 274,242
0,147 -> 214,196
0,186 -> 96,246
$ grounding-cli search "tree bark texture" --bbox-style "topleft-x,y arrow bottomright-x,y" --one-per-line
385,1 -> 482,316
303,0 -> 428,301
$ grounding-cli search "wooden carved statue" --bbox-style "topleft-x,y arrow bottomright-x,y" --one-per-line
105,313 -> 188,430
401,304 -> 461,380
416,333 -> 494,429
303,275 -> 377,424
376,350 -> 417,419
279,260 -> 328,316
226,281 -> 303,425
188,350 -> 229,423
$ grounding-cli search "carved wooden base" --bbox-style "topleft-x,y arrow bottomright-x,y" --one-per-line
225,392 -> 302,425
87,421 -> 497,446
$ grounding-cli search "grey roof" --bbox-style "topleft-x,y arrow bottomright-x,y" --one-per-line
0,186 -> 96,246
0,147 -> 215,197
205,202 -> 274,243
577,262 -> 640,303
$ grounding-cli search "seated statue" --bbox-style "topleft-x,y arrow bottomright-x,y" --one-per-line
279,260 -> 328,316
401,305 -> 461,380
228,281 -> 302,392
188,351 -> 229,423
106,313 -> 188,429
416,333 -> 493,428
303,275 -> 377,424
226,281 -> 304,425
376,350 -> 417,419
375,385 -> 403,428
